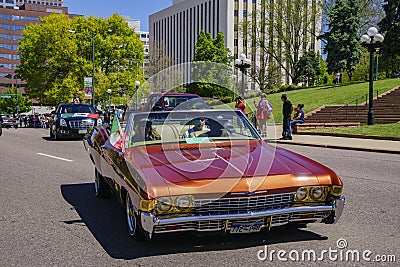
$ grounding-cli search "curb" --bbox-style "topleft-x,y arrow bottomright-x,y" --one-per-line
270,140 -> 400,155
296,132 -> 400,141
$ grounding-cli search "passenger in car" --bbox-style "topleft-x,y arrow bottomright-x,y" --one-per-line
131,120 -> 160,142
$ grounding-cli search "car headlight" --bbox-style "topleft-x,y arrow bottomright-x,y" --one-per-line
60,119 -> 67,127
174,195 -> 194,211
156,197 -> 173,213
295,187 -> 307,201
310,186 -> 323,200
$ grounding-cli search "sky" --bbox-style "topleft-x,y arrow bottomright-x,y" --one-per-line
63,0 -> 172,31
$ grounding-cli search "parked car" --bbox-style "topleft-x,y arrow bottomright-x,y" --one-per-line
83,110 -> 345,240
145,93 -> 208,111
50,103 -> 102,140
0,114 -> 19,129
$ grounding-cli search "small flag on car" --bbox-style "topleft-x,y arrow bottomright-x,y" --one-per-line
108,113 -> 125,152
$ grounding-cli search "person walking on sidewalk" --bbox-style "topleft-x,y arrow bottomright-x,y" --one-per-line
281,94 -> 293,140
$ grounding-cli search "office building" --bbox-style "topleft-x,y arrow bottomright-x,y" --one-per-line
0,3 -> 74,93
149,0 -> 321,87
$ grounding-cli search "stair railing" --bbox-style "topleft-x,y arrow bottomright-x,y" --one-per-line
329,90 -> 380,122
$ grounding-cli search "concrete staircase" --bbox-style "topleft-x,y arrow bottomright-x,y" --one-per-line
303,86 -> 400,125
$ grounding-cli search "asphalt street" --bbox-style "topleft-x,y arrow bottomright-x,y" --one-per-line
0,127 -> 398,266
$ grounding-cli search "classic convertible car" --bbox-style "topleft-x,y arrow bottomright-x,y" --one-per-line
83,109 -> 344,240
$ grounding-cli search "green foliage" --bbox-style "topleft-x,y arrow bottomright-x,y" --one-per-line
378,0 -> 400,75
245,0 -> 321,86
294,51 -> 321,86
0,89 -> 32,114
306,122 -> 400,138
188,31 -> 235,98
322,0 -> 362,81
17,13 -> 144,106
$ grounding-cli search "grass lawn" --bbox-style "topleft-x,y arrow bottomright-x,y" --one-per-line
216,78 -> 400,123
304,122 -> 400,138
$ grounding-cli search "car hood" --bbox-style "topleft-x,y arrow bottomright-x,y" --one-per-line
124,140 -> 340,198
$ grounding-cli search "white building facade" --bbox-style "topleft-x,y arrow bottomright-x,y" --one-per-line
149,0 -> 322,87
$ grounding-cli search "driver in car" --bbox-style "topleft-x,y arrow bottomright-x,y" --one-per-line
182,118 -> 206,138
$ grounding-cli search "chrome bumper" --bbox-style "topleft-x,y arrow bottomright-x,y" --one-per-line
140,196 -> 345,236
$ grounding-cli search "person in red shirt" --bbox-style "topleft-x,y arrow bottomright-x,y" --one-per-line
235,96 -> 247,115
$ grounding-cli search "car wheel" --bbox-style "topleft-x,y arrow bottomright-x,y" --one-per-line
94,168 -> 111,198
0,127 -> 2,136
126,194 -> 147,240
50,128 -> 54,139
14,125 -> 18,129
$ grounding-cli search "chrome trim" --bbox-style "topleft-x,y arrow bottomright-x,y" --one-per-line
332,196 -> 345,224
193,193 -> 294,215
140,203 -> 339,235
69,119 -> 95,129
156,205 -> 333,224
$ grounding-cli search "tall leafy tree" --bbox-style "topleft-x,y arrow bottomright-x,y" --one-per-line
188,31 -> 234,98
321,0 -> 362,81
0,89 -> 31,114
378,0 -> 400,74
18,13 -> 144,105
293,51 -> 321,86
243,0 -> 322,87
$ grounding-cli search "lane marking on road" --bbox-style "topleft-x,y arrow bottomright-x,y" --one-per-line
37,153 -> 73,162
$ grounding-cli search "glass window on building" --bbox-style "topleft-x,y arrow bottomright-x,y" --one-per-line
12,25 -> 25,31
0,44 -> 11,50
0,14 -> 11,20
0,24 -> 10,30
0,34 -> 11,40
0,54 -> 12,59
13,54 -> 20,60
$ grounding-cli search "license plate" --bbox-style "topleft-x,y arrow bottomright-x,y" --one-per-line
78,129 -> 87,134
230,222 -> 263,234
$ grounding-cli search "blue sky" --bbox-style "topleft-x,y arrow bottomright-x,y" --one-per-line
63,0 -> 172,31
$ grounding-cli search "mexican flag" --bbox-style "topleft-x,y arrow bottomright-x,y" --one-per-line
108,113 -> 125,152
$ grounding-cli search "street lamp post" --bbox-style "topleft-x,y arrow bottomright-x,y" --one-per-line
135,81 -> 140,111
107,89 -> 111,112
68,30 -> 95,107
361,27 -> 384,125
234,54 -> 251,98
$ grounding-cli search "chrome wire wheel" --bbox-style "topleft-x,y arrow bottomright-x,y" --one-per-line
126,194 -> 137,236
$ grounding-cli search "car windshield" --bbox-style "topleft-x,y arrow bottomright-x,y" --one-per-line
149,95 -> 208,111
125,110 -> 260,147
58,105 -> 95,114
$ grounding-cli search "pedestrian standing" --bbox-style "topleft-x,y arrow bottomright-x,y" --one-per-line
280,94 -> 293,140
235,96 -> 247,116
254,93 -> 272,137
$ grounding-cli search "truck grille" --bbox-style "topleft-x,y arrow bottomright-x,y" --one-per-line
69,120 -> 95,129
193,193 -> 295,215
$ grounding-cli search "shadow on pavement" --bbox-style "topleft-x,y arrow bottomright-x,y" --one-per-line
42,136 -> 83,142
61,183 -> 328,260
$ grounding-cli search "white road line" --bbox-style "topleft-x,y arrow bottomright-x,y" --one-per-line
37,153 -> 73,162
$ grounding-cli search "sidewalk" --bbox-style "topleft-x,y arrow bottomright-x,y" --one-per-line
265,125 -> 400,154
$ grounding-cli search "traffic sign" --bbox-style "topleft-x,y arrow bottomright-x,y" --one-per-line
0,94 -> 12,98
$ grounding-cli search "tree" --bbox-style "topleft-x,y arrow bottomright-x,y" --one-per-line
17,13 -> 144,105
0,89 -> 31,114
293,51 -> 321,86
243,0 -> 322,87
321,0 -> 362,81
378,0 -> 400,75
188,31 -> 234,98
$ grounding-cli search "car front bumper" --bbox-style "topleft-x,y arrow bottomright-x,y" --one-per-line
140,196 -> 345,237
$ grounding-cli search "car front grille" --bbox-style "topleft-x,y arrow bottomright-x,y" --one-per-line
69,120 -> 95,129
192,193 -> 295,215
